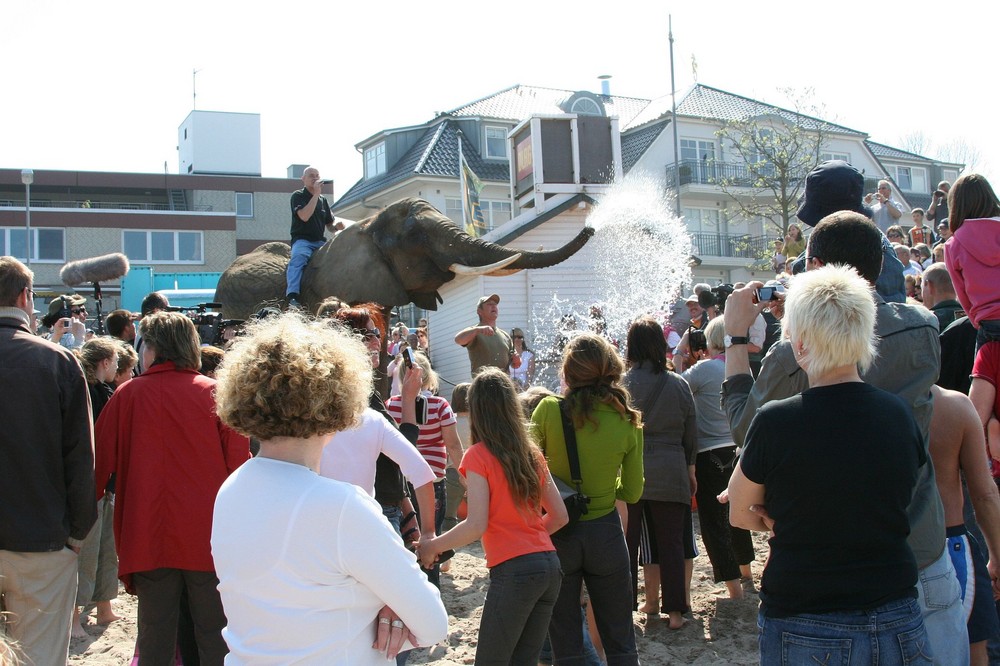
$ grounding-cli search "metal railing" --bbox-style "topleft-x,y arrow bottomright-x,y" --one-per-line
665,158 -> 811,188
0,200 -> 213,212
689,231 -> 774,259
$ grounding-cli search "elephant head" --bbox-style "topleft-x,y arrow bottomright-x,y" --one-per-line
215,198 -> 594,319
301,198 -> 594,310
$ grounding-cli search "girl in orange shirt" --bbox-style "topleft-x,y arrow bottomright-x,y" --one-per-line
418,368 -> 568,665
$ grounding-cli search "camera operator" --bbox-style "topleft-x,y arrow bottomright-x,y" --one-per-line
42,294 -> 89,350
926,180 -> 952,229
864,180 -> 904,234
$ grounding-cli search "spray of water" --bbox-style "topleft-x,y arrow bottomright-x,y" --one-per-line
529,176 -> 692,389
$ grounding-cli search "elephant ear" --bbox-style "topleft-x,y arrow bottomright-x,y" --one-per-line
301,225 -> 410,307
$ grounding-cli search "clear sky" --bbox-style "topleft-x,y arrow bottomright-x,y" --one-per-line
3,0 -> 996,199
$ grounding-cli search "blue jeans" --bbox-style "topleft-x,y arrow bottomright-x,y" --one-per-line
285,238 -> 325,297
758,597 -> 931,665
476,551 -> 562,665
549,511 -> 638,666
915,546 -> 968,664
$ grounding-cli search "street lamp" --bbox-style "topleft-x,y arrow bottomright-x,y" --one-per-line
21,169 -> 33,266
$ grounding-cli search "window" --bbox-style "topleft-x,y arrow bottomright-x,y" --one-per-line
483,200 -> 512,230
485,126 -> 508,159
888,165 -> 927,193
820,152 -> 851,163
682,208 -> 721,235
680,139 -> 717,184
123,230 -> 203,264
942,169 -> 959,184
445,198 -> 463,223
0,227 -> 65,262
235,192 -> 253,218
570,98 -> 602,116
365,142 -> 386,178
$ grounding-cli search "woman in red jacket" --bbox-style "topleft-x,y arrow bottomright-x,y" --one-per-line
95,312 -> 250,666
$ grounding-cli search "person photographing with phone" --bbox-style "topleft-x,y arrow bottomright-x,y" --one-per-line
386,350 -> 466,589
285,166 -> 343,309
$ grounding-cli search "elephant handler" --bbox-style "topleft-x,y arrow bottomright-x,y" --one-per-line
454,294 -> 521,377
286,166 -> 344,308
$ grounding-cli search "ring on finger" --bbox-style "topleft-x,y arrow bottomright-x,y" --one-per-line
379,618 -> 391,625
391,620 -> 404,629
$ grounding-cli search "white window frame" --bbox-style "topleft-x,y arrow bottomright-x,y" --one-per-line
888,165 -> 927,193
942,169 -> 959,184
0,226 -> 65,263
682,207 -> 721,235
122,229 -> 204,265
444,198 -> 512,232
484,126 -> 508,159
365,142 -> 386,178
445,197 -> 463,224
235,192 -> 254,218
570,98 -> 602,116
820,151 -> 851,163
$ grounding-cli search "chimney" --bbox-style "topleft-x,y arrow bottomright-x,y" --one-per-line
598,75 -> 612,96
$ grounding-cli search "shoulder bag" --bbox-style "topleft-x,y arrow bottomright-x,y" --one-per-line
554,399 -> 590,526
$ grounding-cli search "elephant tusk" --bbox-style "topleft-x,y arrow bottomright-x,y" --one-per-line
449,253 -> 522,275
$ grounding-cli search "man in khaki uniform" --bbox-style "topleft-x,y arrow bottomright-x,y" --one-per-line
454,294 -> 520,377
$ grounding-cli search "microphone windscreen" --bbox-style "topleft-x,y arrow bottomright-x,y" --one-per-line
60,253 -> 130,286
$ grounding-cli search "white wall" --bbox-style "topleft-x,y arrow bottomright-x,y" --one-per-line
178,111 -> 262,176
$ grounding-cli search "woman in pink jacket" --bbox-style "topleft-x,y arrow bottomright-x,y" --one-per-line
944,173 -> 1000,348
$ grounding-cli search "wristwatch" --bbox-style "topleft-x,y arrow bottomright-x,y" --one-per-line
724,334 -> 750,348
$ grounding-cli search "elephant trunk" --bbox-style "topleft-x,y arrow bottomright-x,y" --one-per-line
439,226 -> 595,276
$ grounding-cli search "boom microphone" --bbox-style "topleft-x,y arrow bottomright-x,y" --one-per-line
60,253 -> 130,286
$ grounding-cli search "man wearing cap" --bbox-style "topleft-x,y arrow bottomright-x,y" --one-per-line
41,293 -> 89,349
793,160 -> 906,303
0,257 -> 96,666
454,294 -> 520,376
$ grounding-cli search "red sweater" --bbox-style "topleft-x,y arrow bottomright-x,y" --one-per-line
94,362 -> 249,592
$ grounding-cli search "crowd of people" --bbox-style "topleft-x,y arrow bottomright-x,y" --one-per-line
2,164 -> 999,666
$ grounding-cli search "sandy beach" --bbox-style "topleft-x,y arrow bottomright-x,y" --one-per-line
69,517 -> 767,665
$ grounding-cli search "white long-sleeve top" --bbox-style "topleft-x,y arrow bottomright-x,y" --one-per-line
212,457 -> 448,665
319,408 -> 434,495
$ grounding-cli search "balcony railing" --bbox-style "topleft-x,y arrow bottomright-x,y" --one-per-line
689,231 -> 774,260
0,199 -> 212,212
665,158 -> 811,188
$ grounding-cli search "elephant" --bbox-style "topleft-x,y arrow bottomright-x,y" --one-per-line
214,197 -> 595,320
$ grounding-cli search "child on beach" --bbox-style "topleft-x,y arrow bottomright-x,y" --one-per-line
417,368 -> 568,665
944,174 -> 1000,464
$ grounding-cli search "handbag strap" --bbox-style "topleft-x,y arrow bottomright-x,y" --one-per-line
558,399 -> 584,489
636,371 -> 669,415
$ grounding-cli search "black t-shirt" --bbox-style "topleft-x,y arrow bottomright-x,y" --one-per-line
938,316 -> 976,394
740,382 -> 925,617
289,188 -> 334,243
370,390 -> 420,507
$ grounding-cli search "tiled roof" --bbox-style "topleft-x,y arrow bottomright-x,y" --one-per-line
621,120 -> 668,172
334,120 -> 510,209
447,84 -> 651,126
864,140 -> 932,162
675,84 -> 866,136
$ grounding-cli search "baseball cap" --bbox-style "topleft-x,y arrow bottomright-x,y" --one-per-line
46,294 -> 87,319
795,160 -> 874,227
477,294 -> 500,308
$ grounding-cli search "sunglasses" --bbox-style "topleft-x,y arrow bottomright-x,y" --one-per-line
71,308 -> 87,315
355,328 -> 380,341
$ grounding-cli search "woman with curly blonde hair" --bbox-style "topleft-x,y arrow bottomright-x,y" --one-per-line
531,333 -> 644,665
418,369 -> 567,664
211,313 -> 447,664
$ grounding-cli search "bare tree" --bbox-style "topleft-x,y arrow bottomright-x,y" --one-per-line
897,130 -> 931,156
713,88 -> 830,238
937,138 -> 985,174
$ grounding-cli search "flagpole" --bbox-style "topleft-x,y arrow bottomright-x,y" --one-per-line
457,129 -> 468,231
669,14 -> 682,218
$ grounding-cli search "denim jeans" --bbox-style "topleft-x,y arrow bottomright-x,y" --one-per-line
915,547 -> 969,664
549,511 -> 638,666
758,597 -> 931,665
285,238 -> 325,296
475,551 -> 562,665
976,319 -> 1000,351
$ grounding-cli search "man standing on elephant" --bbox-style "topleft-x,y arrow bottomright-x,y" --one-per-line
286,166 -> 343,308
454,294 -> 520,376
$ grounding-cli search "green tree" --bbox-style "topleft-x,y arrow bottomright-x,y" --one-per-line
713,88 -> 831,239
